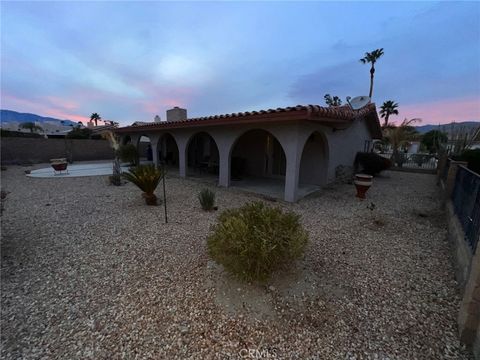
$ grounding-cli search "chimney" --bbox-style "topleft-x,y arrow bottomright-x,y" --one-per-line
154,115 -> 161,123
166,106 -> 187,122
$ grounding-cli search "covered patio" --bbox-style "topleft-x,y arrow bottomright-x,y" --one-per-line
115,104 -> 381,202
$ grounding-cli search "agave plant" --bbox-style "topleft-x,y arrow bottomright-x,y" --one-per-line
122,165 -> 164,205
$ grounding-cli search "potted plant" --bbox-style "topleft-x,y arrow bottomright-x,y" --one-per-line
122,165 -> 164,205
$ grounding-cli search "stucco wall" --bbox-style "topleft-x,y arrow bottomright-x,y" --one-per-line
1,137 -> 114,164
119,117 -> 375,201
325,118 -> 372,182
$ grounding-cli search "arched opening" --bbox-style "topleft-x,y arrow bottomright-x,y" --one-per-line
123,135 -> 132,145
137,135 -> 153,164
299,131 -> 329,189
157,133 -> 179,172
186,132 -> 219,178
230,129 -> 286,198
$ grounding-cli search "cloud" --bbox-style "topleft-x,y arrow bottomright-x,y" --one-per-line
397,97 -> 480,125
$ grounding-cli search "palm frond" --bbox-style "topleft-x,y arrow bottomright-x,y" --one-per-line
122,164 -> 163,195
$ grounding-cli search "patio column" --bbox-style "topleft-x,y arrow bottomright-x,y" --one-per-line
284,149 -> 301,202
150,135 -> 160,167
218,149 -> 230,188
177,136 -> 188,178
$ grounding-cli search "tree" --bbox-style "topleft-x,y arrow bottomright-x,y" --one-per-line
324,94 -> 342,107
66,126 -> 92,139
421,130 -> 448,153
360,48 -> 384,99
90,113 -> 101,127
379,100 -> 399,127
20,122 -> 43,133
383,118 -> 421,166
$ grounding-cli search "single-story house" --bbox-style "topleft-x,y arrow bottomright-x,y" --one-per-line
115,104 -> 382,202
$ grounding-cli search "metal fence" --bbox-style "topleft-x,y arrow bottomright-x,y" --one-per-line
452,165 -> 480,252
441,157 -> 450,182
380,152 -> 438,171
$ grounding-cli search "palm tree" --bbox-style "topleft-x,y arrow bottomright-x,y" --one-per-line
379,100 -> 399,127
20,122 -> 43,133
383,118 -> 421,166
90,113 -> 101,127
360,48 -> 384,99
324,94 -> 342,107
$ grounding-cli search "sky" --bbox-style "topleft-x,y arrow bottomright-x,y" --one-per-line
1,1 -> 479,126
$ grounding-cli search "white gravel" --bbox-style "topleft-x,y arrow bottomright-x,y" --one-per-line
1,163 -> 472,359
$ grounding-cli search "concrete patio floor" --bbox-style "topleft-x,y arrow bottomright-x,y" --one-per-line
231,177 -> 321,199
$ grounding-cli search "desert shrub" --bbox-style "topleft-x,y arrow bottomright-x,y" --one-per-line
354,152 -> 391,175
198,188 -> 215,211
453,149 -> 480,175
122,164 -> 163,205
66,127 -> 92,139
117,144 -> 138,165
207,202 -> 308,282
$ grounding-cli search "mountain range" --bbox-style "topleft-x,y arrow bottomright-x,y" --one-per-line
0,109 -> 78,126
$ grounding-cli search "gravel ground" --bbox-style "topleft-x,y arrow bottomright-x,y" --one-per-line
1,164 -> 472,359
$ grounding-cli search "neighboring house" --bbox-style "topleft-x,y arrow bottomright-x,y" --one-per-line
115,104 -> 382,202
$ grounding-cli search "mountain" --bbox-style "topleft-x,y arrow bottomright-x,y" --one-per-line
0,109 -> 78,126
414,121 -> 479,135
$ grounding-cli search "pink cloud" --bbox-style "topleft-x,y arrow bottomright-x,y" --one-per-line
2,93 -> 89,123
393,97 -> 480,125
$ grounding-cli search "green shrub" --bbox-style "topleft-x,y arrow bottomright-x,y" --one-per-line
117,144 -> 138,165
354,152 -> 391,175
66,127 -> 92,139
453,149 -> 480,175
122,164 -> 163,205
207,202 -> 308,282
198,188 -> 216,211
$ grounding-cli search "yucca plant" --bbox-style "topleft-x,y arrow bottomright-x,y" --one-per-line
122,164 -> 164,205
198,188 -> 216,211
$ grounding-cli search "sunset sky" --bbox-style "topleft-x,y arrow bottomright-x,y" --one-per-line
1,1 -> 479,126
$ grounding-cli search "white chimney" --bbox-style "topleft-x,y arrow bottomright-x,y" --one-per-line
166,107 -> 187,122
154,115 -> 161,123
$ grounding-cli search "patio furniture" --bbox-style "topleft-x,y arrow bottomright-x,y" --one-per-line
50,158 -> 69,175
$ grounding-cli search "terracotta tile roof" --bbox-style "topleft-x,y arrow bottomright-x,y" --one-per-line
116,103 -> 382,138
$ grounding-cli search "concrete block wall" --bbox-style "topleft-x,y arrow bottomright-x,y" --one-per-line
1,137 -> 114,164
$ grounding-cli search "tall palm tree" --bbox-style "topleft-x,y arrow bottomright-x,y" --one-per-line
360,48 -> 384,99
379,100 -> 399,127
90,113 -> 101,127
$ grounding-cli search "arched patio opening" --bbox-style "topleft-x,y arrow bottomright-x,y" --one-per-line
229,129 -> 286,198
186,132 -> 219,177
299,131 -> 329,188
157,133 -> 179,171
137,135 -> 153,164
122,135 -> 132,145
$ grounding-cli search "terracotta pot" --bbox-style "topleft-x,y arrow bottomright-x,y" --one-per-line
354,174 -> 373,199
142,193 -> 158,206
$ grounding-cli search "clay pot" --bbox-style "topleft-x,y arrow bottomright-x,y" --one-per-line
142,193 -> 158,206
354,174 -> 373,199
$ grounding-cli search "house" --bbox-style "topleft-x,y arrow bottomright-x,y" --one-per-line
115,104 -> 382,202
